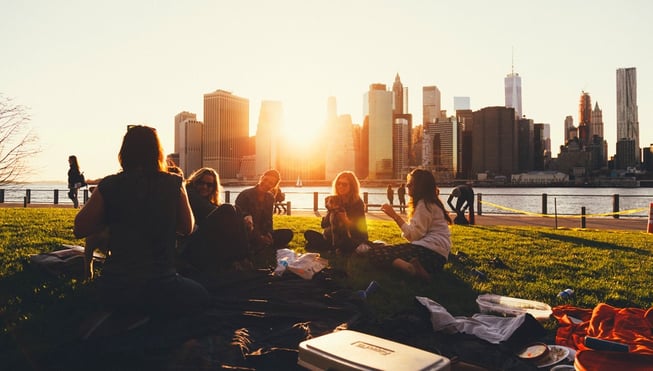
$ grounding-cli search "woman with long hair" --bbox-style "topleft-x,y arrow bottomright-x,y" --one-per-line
364,168 -> 452,281
67,155 -> 84,208
304,170 -> 369,254
181,167 -> 251,274
74,125 -> 208,336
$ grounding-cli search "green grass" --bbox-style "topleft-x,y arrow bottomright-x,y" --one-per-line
2,208 -> 652,367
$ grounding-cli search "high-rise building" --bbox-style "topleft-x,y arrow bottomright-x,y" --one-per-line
325,97 -> 356,179
422,116 -> 458,182
564,115 -> 577,143
578,92 -> 592,146
174,111 -> 197,154
364,84 -> 393,180
177,117 -> 203,177
590,102 -> 604,140
202,89 -> 249,179
504,71 -> 522,119
616,67 -> 639,162
471,106 -> 518,177
453,96 -> 471,111
392,74 -> 413,169
517,118 -> 534,172
422,86 -> 442,125
255,100 -> 283,178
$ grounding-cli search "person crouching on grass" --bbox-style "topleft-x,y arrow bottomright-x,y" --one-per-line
360,168 -> 452,281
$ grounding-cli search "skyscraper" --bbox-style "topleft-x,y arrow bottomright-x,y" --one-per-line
422,86 -> 442,125
325,97 -> 355,180
504,71 -> 522,119
176,116 -> 202,177
578,91 -> 592,146
616,67 -> 639,162
255,100 -> 283,177
471,106 -> 518,177
364,84 -> 393,180
203,89 -> 249,179
174,111 -> 197,154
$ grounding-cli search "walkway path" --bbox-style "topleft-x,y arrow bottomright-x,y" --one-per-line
2,203 -> 648,232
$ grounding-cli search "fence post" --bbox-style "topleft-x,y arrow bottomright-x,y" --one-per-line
542,193 -> 548,215
224,190 -> 231,204
363,192 -> 369,212
26,189 -> 31,204
313,192 -> 318,211
54,189 -> 59,204
83,189 -> 89,204
581,206 -> 586,228
613,194 -> 620,219
477,193 -> 482,216
23,196 -> 27,207
286,201 -> 291,216
0,189 -> 4,203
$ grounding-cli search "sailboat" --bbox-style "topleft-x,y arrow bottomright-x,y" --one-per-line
295,176 -> 303,187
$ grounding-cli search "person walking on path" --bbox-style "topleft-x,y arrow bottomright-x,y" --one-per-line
447,184 -> 475,225
397,183 -> 407,214
67,155 -> 86,208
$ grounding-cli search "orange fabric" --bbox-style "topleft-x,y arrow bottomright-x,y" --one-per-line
553,304 -> 653,371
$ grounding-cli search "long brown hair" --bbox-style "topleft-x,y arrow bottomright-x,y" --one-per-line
118,125 -> 166,173
331,171 -> 362,206
407,168 -> 452,224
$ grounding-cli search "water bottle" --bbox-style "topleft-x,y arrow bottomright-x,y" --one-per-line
557,288 -> 574,299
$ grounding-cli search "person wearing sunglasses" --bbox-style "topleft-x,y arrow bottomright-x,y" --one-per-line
304,170 -> 369,255
180,167 -> 251,275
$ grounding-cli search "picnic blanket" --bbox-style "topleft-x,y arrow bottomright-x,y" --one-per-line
42,268 -> 363,370
552,303 -> 653,371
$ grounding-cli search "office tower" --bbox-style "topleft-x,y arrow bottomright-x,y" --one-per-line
504,70 -> 522,119
203,89 -> 249,179
392,73 -> 407,116
422,116 -> 458,181
456,109 -> 474,179
534,123 -> 545,170
177,117 -> 203,177
453,96 -> 471,111
325,97 -> 356,179
392,74 -> 413,169
471,106 -> 518,177
578,92 -> 592,146
422,86 -> 442,125
590,102 -> 604,140
174,111 -> 197,154
255,100 -> 283,177
364,84 -> 393,180
564,115 -> 577,143
517,118 -> 534,172
616,67 -> 639,162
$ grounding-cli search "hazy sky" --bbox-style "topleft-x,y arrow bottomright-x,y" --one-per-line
2,0 -> 651,182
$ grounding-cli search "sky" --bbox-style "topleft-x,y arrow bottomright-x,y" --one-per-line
2,0 -> 651,182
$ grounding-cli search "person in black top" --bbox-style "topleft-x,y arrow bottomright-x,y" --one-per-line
447,184 -> 475,225
67,155 -> 85,208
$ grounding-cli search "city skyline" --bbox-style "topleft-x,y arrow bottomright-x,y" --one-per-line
2,1 -> 651,182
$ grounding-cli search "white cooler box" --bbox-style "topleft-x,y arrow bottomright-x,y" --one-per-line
297,329 -> 450,371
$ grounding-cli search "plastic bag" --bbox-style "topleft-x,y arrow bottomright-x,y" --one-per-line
273,248 -> 328,280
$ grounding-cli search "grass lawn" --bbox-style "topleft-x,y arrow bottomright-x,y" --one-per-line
1,208 -> 652,367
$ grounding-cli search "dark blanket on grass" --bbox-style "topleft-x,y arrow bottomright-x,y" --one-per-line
43,268 -> 541,371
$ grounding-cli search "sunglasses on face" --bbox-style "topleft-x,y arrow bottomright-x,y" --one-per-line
196,181 -> 215,188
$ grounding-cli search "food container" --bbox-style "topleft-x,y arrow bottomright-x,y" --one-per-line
298,329 -> 451,370
476,294 -> 552,321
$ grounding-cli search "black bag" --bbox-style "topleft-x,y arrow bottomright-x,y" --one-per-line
77,172 -> 87,187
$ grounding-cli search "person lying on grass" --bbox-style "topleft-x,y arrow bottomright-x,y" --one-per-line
359,168 -> 452,281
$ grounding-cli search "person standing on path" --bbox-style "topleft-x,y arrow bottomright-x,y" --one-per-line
397,183 -> 407,214
387,184 -> 394,206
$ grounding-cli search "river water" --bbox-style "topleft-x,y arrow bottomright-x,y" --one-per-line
6,183 -> 650,218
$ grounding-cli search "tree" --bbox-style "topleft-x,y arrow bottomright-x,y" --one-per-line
0,95 -> 40,185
